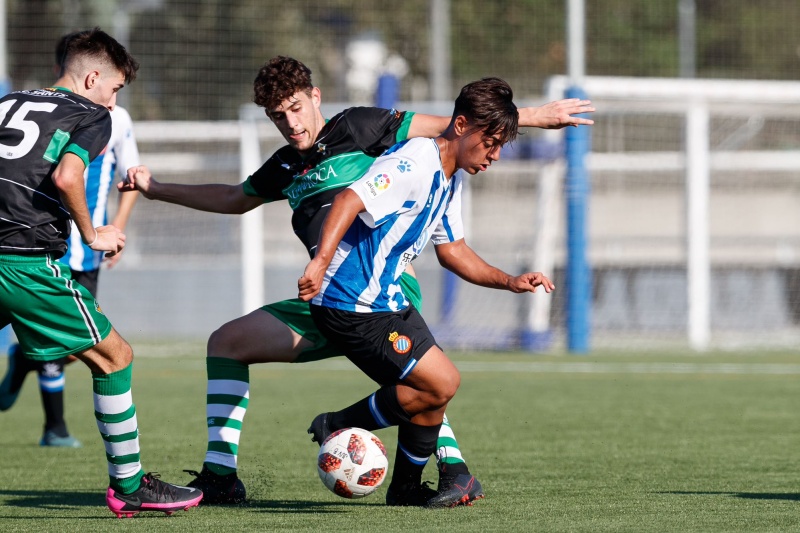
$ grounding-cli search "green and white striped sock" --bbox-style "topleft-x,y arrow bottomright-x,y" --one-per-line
93,363 -> 144,494
204,357 -> 249,476
436,414 -> 467,470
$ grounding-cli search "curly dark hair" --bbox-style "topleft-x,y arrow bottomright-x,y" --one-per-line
58,27 -> 139,84
453,77 -> 518,145
253,56 -> 314,110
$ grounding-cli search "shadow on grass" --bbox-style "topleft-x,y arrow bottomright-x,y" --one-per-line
659,491 -> 800,502
243,499 -> 385,514
0,490 -> 382,516
0,489 -> 101,509
0,489 -> 122,520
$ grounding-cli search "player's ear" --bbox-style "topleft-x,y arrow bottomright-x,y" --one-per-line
85,70 -> 100,90
311,87 -> 322,109
453,115 -> 468,136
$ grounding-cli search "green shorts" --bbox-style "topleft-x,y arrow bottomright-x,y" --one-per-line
262,272 -> 423,363
0,254 -> 112,361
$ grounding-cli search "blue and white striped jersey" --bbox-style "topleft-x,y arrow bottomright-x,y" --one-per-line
312,137 -> 464,313
61,106 -> 140,271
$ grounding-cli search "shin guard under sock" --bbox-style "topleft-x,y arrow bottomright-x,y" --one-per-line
329,385 -> 412,431
390,421 -> 441,488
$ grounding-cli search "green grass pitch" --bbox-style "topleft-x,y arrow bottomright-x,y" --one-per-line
1,344 -> 799,532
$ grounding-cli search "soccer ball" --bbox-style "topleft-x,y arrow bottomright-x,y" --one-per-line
317,427 -> 389,499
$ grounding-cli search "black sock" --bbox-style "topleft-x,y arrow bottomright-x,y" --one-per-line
8,345 -> 34,393
37,358 -> 68,436
440,461 -> 470,476
390,421 -> 441,488
329,385 -> 411,431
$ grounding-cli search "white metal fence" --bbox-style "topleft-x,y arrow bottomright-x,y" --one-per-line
95,78 -> 800,352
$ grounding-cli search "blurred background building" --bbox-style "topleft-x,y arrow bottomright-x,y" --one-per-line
2,0 -> 799,352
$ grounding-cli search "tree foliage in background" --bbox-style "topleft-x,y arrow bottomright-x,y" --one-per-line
6,0 -> 799,120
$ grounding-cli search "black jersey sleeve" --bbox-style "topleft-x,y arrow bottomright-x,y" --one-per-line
242,146 -> 297,202
342,107 -> 414,157
64,106 -> 112,167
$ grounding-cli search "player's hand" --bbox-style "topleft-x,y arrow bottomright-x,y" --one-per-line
102,249 -> 123,269
521,98 -> 595,129
506,272 -> 555,293
298,259 -> 326,302
119,165 -> 156,199
88,225 -> 126,258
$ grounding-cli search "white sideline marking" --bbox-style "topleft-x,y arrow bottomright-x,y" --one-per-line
129,351 -> 800,375
277,360 -> 800,375
454,362 -> 800,375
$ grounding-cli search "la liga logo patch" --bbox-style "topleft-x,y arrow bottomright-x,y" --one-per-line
363,172 -> 392,199
388,331 -> 412,354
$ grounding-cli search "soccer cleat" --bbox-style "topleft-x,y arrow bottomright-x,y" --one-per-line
106,472 -> 203,518
307,412 -> 333,445
183,467 -> 246,505
0,344 -> 28,411
385,480 -> 438,507
40,430 -> 82,448
426,473 -> 485,508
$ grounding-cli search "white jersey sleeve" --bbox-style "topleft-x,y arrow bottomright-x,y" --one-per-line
110,106 -> 140,176
349,152 -> 421,228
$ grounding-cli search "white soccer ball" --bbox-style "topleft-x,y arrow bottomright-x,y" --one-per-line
316,427 -> 389,499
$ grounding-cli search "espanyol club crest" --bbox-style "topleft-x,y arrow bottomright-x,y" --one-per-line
388,331 -> 412,354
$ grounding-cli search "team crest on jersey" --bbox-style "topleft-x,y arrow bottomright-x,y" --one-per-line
389,332 -> 412,354
363,172 -> 392,199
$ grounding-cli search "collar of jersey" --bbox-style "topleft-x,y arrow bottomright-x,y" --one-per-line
49,86 -> 72,93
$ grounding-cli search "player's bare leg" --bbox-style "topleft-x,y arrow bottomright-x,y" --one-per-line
207,309 -> 312,364
192,309 -> 480,505
400,266 -> 479,499
185,309 -> 309,503
75,330 -> 202,517
396,349 -> 484,506
308,346 -> 481,507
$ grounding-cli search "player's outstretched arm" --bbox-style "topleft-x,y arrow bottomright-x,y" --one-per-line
434,239 -> 555,294
403,99 -> 594,139
518,98 -> 595,129
406,114 -> 452,139
119,165 -> 263,214
298,188 -> 366,302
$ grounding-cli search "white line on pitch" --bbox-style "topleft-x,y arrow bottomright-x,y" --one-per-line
453,362 -> 800,375
254,360 -> 800,375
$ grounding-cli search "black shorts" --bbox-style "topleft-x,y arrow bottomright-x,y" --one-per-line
71,268 -> 100,298
309,304 -> 438,386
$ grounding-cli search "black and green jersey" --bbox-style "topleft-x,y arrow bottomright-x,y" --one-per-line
243,106 -> 415,255
0,88 -> 111,257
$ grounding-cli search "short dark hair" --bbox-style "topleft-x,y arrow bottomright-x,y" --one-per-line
55,32 -> 79,74
253,56 -> 313,110
58,27 -> 139,84
453,77 -> 518,145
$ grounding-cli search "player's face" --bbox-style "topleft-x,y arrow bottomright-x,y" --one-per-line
89,69 -> 126,111
266,88 -> 323,153
456,127 -> 504,175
